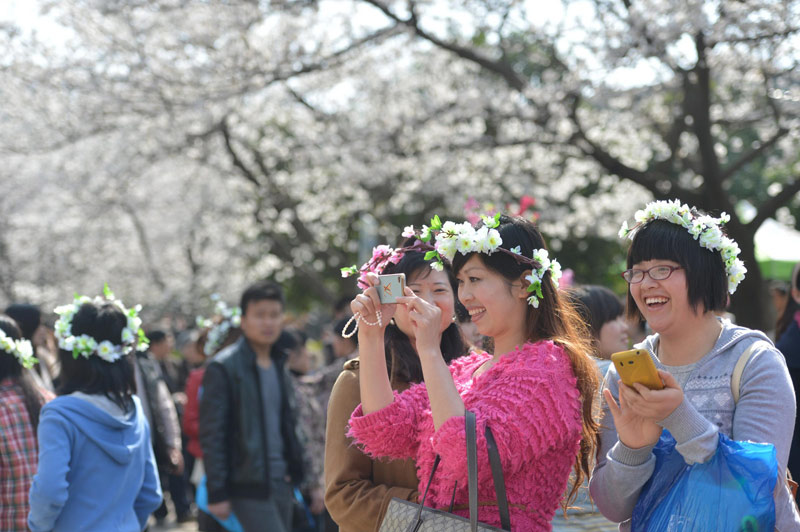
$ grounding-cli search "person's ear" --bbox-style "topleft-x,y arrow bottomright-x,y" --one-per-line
792,287 -> 800,305
515,270 -> 533,300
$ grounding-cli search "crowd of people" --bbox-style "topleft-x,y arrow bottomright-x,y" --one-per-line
1,199 -> 799,531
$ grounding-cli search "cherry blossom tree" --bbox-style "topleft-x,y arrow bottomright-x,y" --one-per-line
1,0 -> 798,329
353,0 -> 800,327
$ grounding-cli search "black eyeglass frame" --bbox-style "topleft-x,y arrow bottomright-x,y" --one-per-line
621,265 -> 683,284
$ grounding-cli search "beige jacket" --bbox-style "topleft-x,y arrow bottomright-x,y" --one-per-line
324,359 -> 419,532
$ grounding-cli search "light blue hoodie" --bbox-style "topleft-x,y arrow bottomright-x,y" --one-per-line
28,394 -> 162,532
589,321 -> 800,531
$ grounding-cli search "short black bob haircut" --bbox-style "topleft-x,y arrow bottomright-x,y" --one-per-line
57,301 -> 136,411
626,219 -> 728,320
565,285 -> 624,340
381,239 -> 468,384
240,280 -> 285,315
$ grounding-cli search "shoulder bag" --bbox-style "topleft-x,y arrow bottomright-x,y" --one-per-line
378,410 -> 512,532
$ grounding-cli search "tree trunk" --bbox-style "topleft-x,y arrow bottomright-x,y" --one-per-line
725,224 -> 771,331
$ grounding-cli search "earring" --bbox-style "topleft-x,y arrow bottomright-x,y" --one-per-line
452,315 -> 457,323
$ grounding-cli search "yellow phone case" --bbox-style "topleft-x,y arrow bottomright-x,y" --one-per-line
611,348 -> 664,390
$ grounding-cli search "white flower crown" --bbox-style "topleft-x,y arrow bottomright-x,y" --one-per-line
0,328 -> 37,369
619,199 -> 747,294
412,213 -> 562,308
54,284 -> 149,363
196,297 -> 242,356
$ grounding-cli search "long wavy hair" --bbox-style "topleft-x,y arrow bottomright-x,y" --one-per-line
381,241 -> 470,384
452,215 -> 600,511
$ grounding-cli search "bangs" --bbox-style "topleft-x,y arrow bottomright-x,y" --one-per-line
628,220 -> 694,269
626,219 -> 728,317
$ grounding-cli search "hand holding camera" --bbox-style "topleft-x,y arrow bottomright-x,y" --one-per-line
346,273 -> 406,337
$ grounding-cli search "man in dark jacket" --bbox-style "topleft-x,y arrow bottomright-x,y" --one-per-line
199,281 -> 305,532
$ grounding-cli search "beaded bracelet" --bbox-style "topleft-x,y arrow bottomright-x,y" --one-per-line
341,311 -> 383,338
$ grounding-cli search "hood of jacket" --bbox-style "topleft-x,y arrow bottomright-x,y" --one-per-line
46,394 -> 146,465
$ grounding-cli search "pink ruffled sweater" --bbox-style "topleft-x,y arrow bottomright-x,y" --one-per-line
348,341 -> 582,531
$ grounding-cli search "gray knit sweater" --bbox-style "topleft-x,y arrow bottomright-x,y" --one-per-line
589,321 -> 800,531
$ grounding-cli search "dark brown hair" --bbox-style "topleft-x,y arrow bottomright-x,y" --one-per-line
57,302 -> 136,411
452,215 -> 599,511
381,240 -> 469,384
565,285 -> 624,348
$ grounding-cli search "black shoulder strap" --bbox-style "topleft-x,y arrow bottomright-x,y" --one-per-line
485,425 -> 511,530
409,454 -> 441,531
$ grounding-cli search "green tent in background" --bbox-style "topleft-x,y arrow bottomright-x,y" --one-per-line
755,218 -> 800,281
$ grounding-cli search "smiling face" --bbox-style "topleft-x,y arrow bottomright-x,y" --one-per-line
629,258 -> 694,336
393,267 -> 455,341
455,255 -> 528,344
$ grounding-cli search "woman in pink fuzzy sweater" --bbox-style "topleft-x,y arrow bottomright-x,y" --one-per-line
348,215 -> 600,531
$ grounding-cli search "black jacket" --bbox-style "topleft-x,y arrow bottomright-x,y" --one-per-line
199,336 -> 305,503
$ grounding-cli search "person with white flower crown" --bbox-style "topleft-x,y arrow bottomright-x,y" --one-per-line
28,286 -> 162,532
326,236 -> 470,531
590,199 -> 800,530
0,314 -> 51,532
345,214 -> 600,530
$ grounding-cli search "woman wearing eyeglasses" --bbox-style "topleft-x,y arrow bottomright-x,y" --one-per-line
589,200 -> 800,530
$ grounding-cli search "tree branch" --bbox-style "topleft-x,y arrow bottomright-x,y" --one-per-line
749,179 -> 800,230
362,0 -> 528,92
118,202 -> 168,293
720,127 -> 789,181
218,118 -> 261,188
568,96 -> 670,197
712,27 -> 800,46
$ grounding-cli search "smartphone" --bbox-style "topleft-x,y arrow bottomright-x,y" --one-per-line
377,273 -> 406,304
611,348 -> 664,390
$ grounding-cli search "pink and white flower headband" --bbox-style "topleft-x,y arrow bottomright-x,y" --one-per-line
342,214 -> 562,308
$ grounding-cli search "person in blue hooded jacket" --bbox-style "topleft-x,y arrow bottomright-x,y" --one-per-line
28,289 -> 162,532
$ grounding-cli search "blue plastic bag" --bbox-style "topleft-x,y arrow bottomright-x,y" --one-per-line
195,475 -> 245,532
631,430 -> 778,532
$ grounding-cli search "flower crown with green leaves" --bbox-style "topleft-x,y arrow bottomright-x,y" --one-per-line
196,296 -> 242,356
54,284 -> 149,363
340,244 -> 407,290
618,199 -> 747,294
0,328 -> 37,369
342,213 -> 562,308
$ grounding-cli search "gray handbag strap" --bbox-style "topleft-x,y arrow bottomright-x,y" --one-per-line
466,410 -> 479,532
406,410 -> 507,532
485,424 -> 511,530
408,454 -> 440,531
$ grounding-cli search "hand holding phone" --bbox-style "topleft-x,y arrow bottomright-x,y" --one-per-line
377,274 -> 406,304
611,348 -> 664,390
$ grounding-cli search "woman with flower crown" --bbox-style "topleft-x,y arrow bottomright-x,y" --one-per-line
325,238 -> 470,531
590,200 -> 800,530
27,288 -> 162,532
0,314 -> 50,531
345,215 -> 600,530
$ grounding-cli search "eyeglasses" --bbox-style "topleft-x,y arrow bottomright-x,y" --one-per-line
621,265 -> 682,284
